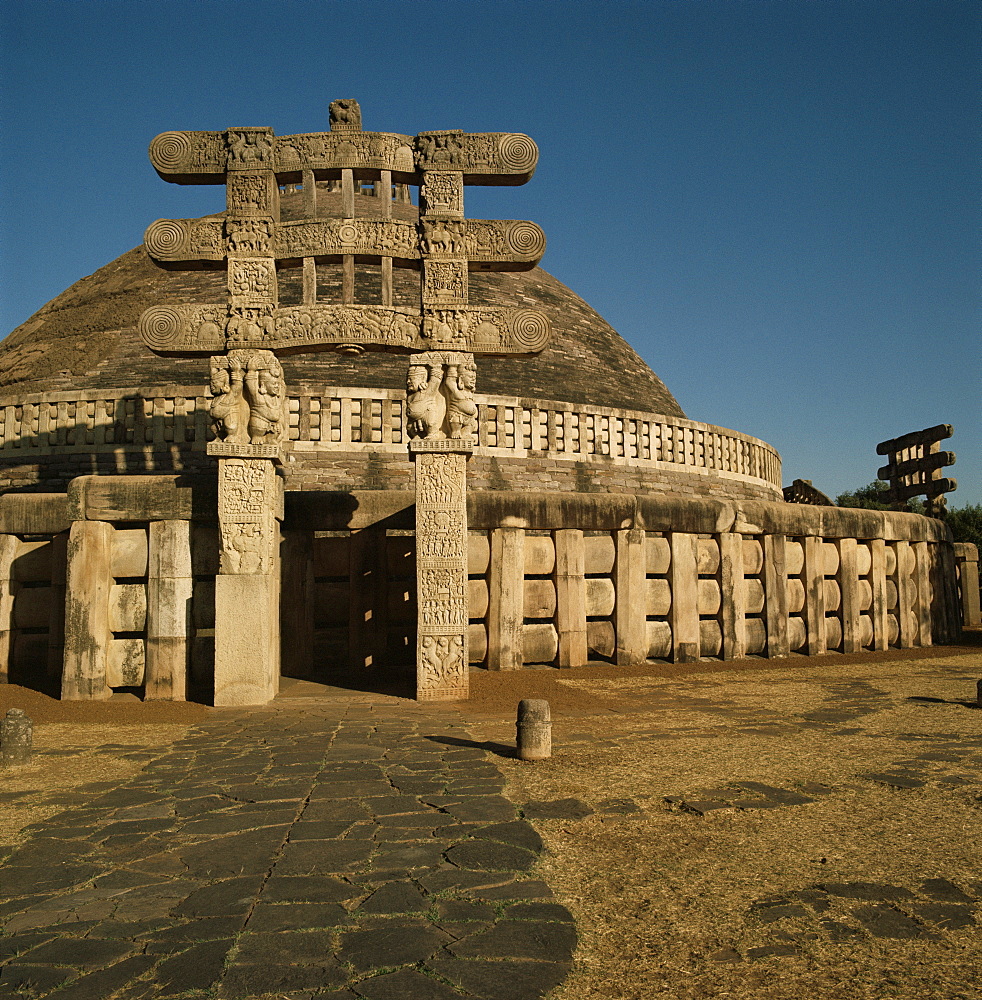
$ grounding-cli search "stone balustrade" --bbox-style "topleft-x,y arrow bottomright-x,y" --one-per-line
0,483 -> 973,700
0,386 -> 782,494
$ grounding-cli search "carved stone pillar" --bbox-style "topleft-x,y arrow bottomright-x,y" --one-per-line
410,439 -> 472,701
208,444 -> 284,706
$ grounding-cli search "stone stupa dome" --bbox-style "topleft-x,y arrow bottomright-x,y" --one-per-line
0,180 -> 781,502
0,187 -> 683,419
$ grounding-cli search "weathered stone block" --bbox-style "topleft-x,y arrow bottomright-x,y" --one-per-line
468,578 -> 489,618
583,534 -> 615,574
111,529 -> 149,579
585,577 -> 614,617
109,584 -> 147,633
467,532 -> 490,574
0,494 -> 70,535
63,519 -> 113,700
523,623 -> 558,664
107,638 -> 145,687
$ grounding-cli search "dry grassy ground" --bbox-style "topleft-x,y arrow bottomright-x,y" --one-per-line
2,642 -> 981,999
464,653 -> 982,1000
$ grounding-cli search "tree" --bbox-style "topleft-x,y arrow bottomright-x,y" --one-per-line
835,481 -> 924,514
947,504 -> 982,548
835,480 -> 892,510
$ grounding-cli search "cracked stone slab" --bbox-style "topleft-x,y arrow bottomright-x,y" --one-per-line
0,705 -> 575,1000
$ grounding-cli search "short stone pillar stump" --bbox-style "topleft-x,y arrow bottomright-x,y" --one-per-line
1,708 -> 33,766
517,699 -> 552,760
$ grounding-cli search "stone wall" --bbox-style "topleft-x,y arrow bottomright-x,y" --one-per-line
0,481 -> 975,701
0,386 -> 782,500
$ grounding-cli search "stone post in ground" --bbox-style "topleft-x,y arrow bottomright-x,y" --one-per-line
407,351 -> 476,701
488,526 -> 525,671
208,350 -> 285,707
669,532 -> 699,663
0,534 -> 19,685
615,528 -> 647,667
517,699 -> 552,760
1,708 -> 32,766
62,520 -> 113,700
954,543 -> 980,628
146,520 -> 192,700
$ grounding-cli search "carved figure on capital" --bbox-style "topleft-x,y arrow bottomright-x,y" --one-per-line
330,99 -> 362,131
227,131 -> 273,167
445,360 -> 478,439
407,362 -> 447,440
210,350 -> 286,445
245,366 -> 285,445
210,355 -> 249,445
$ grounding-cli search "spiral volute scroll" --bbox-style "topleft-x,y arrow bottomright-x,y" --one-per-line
139,307 -> 185,352
144,220 -> 189,259
149,131 -> 193,173
504,221 -> 546,260
509,309 -> 551,353
497,133 -> 538,173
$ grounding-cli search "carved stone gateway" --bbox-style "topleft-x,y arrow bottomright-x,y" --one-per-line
140,100 -> 549,703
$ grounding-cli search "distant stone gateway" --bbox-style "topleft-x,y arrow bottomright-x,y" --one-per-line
0,101 -> 973,705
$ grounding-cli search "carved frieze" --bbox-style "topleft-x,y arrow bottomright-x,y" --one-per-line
149,130 -> 226,178
415,131 -> 538,178
423,260 -> 467,305
420,172 -> 464,217
275,219 -> 419,260
227,171 -> 277,216
146,216 -> 543,269
216,456 -> 282,575
228,258 -> 277,303
139,304 -> 227,353
149,128 -> 536,181
139,303 -> 548,355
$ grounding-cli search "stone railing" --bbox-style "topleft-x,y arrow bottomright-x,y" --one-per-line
0,386 -> 782,492
0,487 -> 971,698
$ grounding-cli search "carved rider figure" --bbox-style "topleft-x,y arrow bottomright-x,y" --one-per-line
209,356 -> 249,444
445,361 -> 478,439
407,362 -> 447,439
245,358 -> 285,444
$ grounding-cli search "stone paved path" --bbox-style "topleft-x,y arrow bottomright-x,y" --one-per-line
0,703 -> 575,999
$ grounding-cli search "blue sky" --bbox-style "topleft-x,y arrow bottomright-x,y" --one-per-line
1,0 -> 978,504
